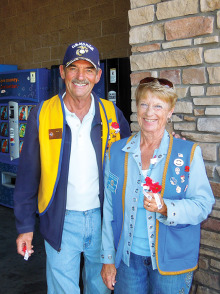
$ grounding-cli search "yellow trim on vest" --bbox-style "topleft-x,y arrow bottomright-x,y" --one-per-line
122,136 -> 133,220
116,135 -> 133,249
190,143 -> 198,164
155,133 -> 173,274
38,95 -> 63,214
161,133 -> 173,199
155,135 -> 198,275
99,99 -> 120,166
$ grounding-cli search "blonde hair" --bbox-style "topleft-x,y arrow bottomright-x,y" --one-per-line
135,79 -> 178,109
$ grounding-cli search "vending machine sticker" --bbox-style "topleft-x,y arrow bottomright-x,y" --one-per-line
30,72 -> 36,83
1,122 -> 8,137
19,124 -> 26,138
1,106 -> 8,120
110,68 -> 116,83
1,139 -> 9,153
27,105 -> 35,118
108,90 -> 116,103
19,141 -> 24,153
10,137 -> 15,147
19,105 -> 28,121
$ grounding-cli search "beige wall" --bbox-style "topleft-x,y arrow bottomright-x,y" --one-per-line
129,1 -> 220,293
0,0 -> 131,69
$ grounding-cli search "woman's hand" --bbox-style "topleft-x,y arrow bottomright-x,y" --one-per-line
101,263 -> 117,290
143,193 -> 167,216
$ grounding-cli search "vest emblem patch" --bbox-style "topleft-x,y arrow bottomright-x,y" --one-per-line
107,172 -> 119,193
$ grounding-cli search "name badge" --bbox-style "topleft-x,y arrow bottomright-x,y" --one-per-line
107,172 -> 119,193
49,128 -> 62,139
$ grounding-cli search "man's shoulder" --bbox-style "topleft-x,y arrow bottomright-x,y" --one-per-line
98,97 -> 115,109
43,94 -> 60,105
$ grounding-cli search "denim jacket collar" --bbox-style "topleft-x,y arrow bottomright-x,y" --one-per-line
122,130 -> 170,171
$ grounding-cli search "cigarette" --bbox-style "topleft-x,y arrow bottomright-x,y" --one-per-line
24,250 -> 29,261
22,245 -> 29,261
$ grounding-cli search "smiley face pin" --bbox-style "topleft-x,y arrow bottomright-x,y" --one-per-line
174,158 -> 184,167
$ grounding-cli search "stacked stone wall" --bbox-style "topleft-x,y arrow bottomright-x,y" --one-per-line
129,0 -> 220,293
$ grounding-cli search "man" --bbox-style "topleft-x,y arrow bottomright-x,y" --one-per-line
14,41 -> 130,293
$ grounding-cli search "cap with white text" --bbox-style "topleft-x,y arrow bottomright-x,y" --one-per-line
63,42 -> 100,70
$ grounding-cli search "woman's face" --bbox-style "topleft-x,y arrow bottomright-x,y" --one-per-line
137,91 -> 174,136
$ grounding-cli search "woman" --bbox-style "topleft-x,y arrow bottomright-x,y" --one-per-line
101,77 -> 215,294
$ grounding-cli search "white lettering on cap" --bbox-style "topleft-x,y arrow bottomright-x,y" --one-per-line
72,42 -> 94,51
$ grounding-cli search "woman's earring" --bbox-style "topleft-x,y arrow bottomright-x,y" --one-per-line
167,117 -> 172,124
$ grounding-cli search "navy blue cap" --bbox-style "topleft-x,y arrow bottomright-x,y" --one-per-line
63,42 -> 100,70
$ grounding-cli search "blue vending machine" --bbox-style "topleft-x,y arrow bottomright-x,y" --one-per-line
0,68 -> 50,207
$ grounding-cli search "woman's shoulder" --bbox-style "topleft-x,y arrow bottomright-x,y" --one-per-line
172,135 -> 196,148
110,136 -> 131,149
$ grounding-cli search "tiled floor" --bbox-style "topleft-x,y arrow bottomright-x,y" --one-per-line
0,205 -> 47,294
0,205 -> 109,294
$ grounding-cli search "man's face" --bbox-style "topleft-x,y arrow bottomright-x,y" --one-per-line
59,60 -> 102,101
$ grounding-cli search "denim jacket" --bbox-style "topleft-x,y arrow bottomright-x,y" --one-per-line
101,131 -> 215,274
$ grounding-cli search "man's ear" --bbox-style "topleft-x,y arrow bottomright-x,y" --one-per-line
95,68 -> 102,84
59,65 -> 65,80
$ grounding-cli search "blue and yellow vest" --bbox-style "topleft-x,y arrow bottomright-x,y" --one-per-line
37,94 -> 121,215
109,135 -> 199,275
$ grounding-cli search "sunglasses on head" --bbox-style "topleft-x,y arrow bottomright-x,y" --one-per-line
139,77 -> 173,88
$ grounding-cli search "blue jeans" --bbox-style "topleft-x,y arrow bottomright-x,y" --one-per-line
114,252 -> 193,294
45,208 -> 110,294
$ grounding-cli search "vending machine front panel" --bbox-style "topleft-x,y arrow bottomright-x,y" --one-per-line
0,68 -> 50,102
0,68 -> 50,207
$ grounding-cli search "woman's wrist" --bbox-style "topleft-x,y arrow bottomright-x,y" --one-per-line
159,202 -> 167,216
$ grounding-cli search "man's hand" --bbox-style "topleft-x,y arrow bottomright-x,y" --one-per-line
172,132 -> 186,140
16,232 -> 34,257
101,264 -> 117,290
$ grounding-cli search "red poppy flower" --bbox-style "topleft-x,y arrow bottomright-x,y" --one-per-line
144,177 -> 162,193
185,166 -> 190,172
145,177 -> 153,186
111,122 -> 119,129
151,182 -> 162,193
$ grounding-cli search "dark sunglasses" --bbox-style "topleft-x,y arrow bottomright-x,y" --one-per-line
139,77 -> 173,88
